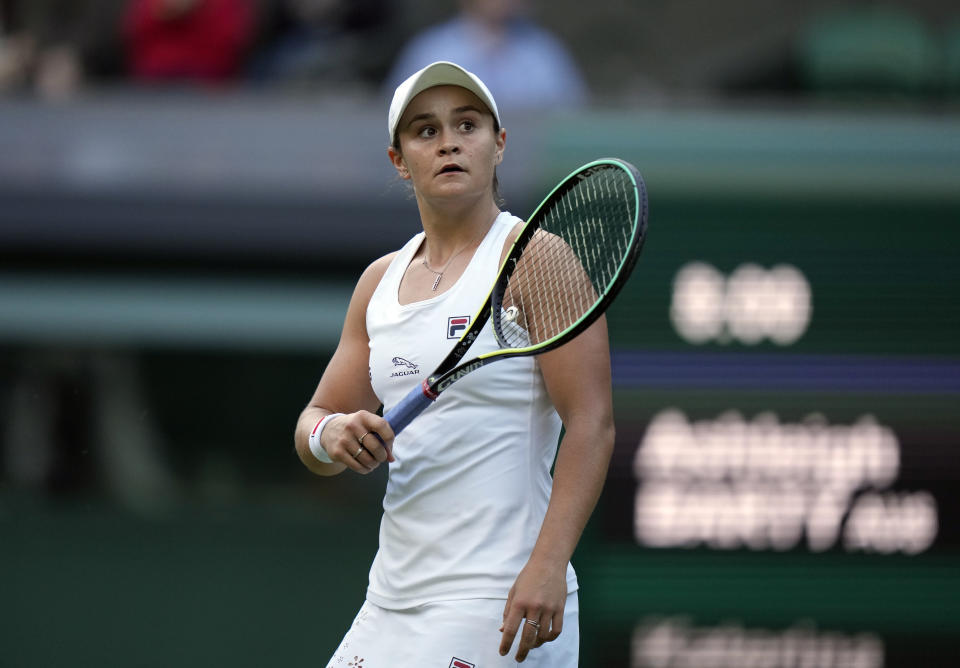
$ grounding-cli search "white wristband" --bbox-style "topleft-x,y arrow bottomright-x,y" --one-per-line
308,413 -> 344,464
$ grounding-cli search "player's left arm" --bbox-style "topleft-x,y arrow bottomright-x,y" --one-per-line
499,315 -> 615,661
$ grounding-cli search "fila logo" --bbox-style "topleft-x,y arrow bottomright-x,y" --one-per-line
447,316 -> 470,339
449,659 -> 475,668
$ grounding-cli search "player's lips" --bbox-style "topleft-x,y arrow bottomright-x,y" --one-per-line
436,163 -> 466,176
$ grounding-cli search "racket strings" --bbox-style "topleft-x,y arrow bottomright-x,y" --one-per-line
498,166 -> 636,349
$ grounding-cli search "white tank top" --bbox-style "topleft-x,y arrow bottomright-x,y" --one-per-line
365,211 -> 576,608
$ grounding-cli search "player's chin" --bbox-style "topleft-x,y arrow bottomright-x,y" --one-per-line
426,181 -> 476,199
432,172 -> 471,188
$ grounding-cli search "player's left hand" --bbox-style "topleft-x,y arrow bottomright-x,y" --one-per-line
498,558 -> 567,661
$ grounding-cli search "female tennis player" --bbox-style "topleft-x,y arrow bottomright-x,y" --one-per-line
293,61 -> 614,666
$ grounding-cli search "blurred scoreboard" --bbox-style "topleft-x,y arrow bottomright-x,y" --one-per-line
540,114 -> 960,667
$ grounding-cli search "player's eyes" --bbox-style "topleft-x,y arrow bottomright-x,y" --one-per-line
414,119 -> 476,138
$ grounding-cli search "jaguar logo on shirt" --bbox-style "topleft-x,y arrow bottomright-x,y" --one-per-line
447,316 -> 471,339
449,659 -> 475,668
390,356 -> 420,378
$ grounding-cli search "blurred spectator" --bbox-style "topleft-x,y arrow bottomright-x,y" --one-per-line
249,0 -> 395,87
384,0 -> 589,113
122,0 -> 256,83
0,0 -> 123,100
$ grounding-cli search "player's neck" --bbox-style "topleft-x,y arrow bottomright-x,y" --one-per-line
418,198 -> 500,255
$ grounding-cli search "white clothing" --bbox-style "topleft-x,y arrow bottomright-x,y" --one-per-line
365,211 -> 575,609
325,592 -> 579,667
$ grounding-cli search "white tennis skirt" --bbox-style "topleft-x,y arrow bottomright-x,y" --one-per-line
325,592 -> 579,667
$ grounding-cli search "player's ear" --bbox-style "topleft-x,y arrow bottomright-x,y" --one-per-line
388,145 -> 410,180
494,127 -> 506,165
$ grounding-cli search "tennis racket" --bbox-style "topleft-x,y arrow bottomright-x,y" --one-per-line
383,157 -> 648,436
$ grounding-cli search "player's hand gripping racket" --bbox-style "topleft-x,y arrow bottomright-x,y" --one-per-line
384,157 -> 648,436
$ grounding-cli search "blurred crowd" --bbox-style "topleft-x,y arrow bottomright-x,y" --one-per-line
2,0 -> 958,107
0,0 -> 397,99
0,0 -> 591,109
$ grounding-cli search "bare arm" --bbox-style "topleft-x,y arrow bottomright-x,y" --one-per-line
499,316 -> 615,661
293,253 -> 398,476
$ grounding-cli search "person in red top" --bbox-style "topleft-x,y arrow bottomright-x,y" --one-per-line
123,0 -> 255,82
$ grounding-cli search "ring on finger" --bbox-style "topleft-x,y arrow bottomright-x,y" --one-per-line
359,431 -> 376,447
525,619 -> 541,632
353,444 -> 365,458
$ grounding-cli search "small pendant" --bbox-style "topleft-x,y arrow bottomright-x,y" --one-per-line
431,274 -> 442,291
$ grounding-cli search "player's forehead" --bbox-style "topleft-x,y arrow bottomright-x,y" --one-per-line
399,85 -> 492,126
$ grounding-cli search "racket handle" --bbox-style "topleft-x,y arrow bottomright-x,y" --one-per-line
383,380 -> 436,436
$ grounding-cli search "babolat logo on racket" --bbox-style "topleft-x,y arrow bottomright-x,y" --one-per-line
447,315 -> 471,339
449,659 -> 475,668
390,356 -> 419,378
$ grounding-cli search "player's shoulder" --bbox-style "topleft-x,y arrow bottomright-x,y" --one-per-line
499,217 -> 526,266
366,251 -> 400,276
344,251 -> 401,319
353,251 -> 400,296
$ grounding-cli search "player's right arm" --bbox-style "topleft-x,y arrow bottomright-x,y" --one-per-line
294,253 -> 398,476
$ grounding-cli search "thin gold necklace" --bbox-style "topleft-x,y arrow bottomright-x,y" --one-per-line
421,233 -> 484,291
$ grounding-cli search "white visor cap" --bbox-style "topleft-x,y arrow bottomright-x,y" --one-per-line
388,61 -> 500,142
